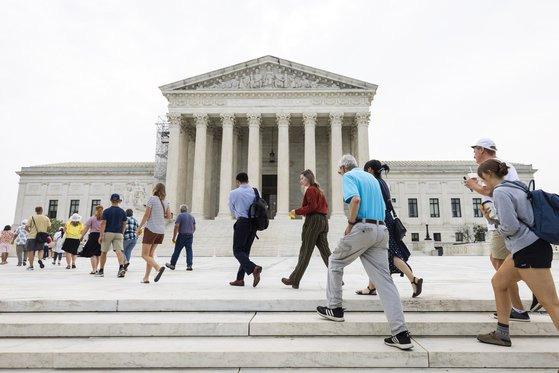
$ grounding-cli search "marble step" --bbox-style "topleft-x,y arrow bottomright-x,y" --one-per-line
0,298 -> 518,313
0,336 -> 557,369
0,311 -> 556,337
1,370 -> 557,373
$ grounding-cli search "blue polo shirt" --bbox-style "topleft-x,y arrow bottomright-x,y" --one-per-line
342,168 -> 385,221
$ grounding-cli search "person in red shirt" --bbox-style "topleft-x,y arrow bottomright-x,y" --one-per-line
282,169 -> 331,289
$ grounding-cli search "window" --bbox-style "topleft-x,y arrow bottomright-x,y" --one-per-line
47,200 -> 58,219
90,200 -> 101,216
433,233 -> 441,242
411,233 -> 419,242
69,200 -> 80,217
429,198 -> 440,218
473,198 -> 482,218
391,198 -> 397,204
455,232 -> 464,242
408,198 -> 418,218
451,198 -> 462,218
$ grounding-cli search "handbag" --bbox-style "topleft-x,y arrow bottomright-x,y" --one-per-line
32,217 -> 50,244
392,212 -> 407,242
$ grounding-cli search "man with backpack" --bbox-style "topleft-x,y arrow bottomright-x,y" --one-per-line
228,172 -> 263,287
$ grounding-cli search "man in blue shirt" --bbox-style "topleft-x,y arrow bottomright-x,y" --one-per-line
97,193 -> 127,278
228,172 -> 262,287
166,204 -> 196,271
317,155 -> 412,350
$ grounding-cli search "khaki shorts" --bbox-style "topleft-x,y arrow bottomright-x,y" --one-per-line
101,232 -> 124,252
490,230 -> 509,260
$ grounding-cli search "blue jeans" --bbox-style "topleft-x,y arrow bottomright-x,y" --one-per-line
170,234 -> 193,267
123,238 -> 137,262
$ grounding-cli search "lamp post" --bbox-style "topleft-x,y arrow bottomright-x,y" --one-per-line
425,223 -> 432,241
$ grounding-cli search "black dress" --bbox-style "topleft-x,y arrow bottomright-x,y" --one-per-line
378,178 -> 412,276
80,232 -> 101,257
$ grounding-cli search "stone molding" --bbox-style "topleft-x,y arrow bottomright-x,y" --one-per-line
276,113 -> 291,127
355,112 -> 371,127
329,112 -> 344,126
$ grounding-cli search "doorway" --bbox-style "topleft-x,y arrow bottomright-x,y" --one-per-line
261,174 -> 277,219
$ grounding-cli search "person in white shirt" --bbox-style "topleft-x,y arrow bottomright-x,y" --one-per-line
464,138 -> 533,321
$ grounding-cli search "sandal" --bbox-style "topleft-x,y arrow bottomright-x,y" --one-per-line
154,266 -> 165,282
412,277 -> 423,298
356,285 -> 377,296
140,280 -> 150,284
66,266 -> 71,269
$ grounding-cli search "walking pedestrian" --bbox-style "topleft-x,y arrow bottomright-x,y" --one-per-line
80,205 -> 103,274
476,159 -> 559,347
166,204 -> 196,271
356,160 -> 423,297
0,225 -> 15,264
123,209 -> 139,268
25,206 -> 51,270
62,213 -> 82,269
13,219 -> 29,266
228,172 -> 262,287
52,227 -> 64,266
97,194 -> 127,278
317,154 -> 413,350
464,138 -> 532,320
137,183 -> 169,283
282,169 -> 331,289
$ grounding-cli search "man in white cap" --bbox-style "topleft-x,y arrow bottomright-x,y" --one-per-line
464,139 -> 536,320
13,219 -> 29,266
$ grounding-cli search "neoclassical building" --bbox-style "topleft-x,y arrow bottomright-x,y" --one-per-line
160,55 -> 376,220
13,56 -> 537,256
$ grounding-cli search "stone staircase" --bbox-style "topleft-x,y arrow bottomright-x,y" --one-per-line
0,303 -> 557,370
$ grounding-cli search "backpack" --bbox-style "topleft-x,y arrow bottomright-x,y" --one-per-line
249,188 -> 269,231
496,180 -> 559,245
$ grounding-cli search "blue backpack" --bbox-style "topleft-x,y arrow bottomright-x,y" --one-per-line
496,180 -> 559,245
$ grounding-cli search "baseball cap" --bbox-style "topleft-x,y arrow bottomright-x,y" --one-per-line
471,138 -> 497,152
110,193 -> 122,202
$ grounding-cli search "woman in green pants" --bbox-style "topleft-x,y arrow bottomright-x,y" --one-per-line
282,169 -> 331,289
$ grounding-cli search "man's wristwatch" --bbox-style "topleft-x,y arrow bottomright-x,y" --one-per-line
347,220 -> 356,225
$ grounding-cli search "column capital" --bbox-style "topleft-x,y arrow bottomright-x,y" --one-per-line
219,113 -> 235,126
276,112 -> 291,127
246,112 -> 262,127
167,113 -> 183,128
329,112 -> 344,126
302,112 -> 317,125
193,113 -> 209,126
355,112 -> 371,127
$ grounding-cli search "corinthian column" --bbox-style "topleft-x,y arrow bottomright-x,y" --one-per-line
165,113 -> 182,216
303,112 -> 317,174
276,112 -> 291,218
246,113 -> 262,190
330,112 -> 345,217
190,113 -> 208,218
217,113 -> 235,219
355,112 -> 371,167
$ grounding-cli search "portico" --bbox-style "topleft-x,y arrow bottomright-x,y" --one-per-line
160,56 -> 378,220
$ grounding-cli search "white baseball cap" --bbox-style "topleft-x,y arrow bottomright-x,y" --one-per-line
471,138 -> 497,152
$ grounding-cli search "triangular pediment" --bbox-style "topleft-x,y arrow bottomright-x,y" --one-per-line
160,55 -> 377,92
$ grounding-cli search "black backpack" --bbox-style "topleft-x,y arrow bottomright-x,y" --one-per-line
249,188 -> 269,231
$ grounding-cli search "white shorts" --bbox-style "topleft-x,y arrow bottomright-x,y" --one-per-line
0,243 -> 11,254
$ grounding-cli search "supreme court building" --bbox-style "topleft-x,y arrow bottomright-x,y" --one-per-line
13,56 -> 536,256
160,55 -> 376,221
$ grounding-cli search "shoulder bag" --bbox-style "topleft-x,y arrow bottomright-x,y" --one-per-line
32,216 -> 50,244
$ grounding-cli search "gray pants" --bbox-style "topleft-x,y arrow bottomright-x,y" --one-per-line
16,245 -> 28,265
326,222 -> 408,335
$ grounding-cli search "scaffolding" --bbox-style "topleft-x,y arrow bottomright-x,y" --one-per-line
154,116 -> 170,182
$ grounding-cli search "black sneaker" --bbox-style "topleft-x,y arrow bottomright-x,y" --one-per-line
117,268 -> 126,278
530,295 -> 543,312
493,309 -> 530,322
95,270 -> 104,277
316,306 -> 344,322
186,266 -> 193,271
123,262 -> 130,272
38,260 -> 44,269
384,331 -> 414,350
165,263 -> 175,270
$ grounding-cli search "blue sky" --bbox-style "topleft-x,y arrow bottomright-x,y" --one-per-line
1,0 -> 558,224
